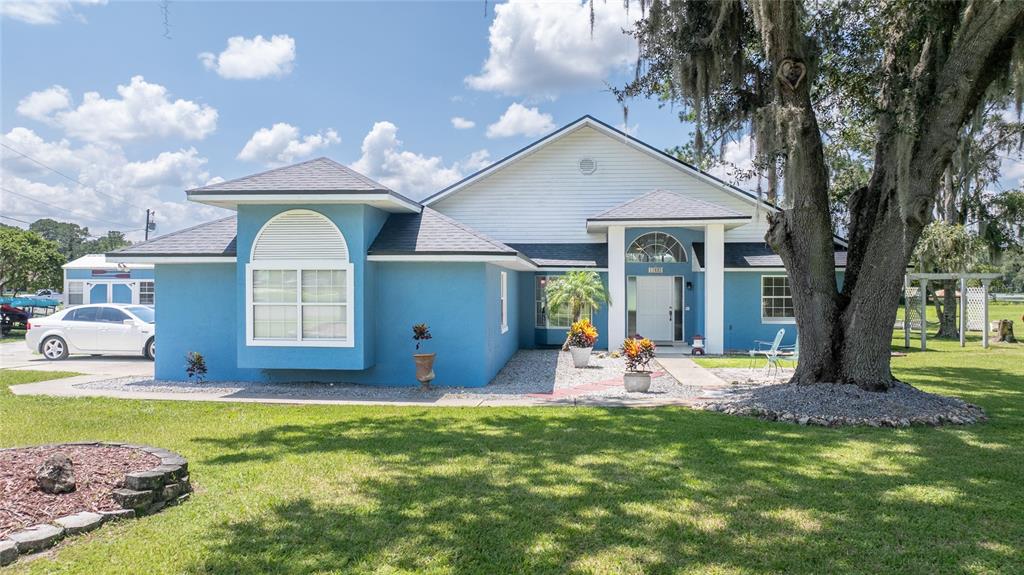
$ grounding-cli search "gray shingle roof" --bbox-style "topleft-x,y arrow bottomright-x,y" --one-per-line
109,216 -> 237,257
187,157 -> 405,197
589,189 -> 748,221
692,242 -> 848,269
507,243 -> 607,268
369,208 -> 519,256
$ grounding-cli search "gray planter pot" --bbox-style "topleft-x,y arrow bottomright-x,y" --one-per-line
570,346 -> 593,368
623,371 -> 652,392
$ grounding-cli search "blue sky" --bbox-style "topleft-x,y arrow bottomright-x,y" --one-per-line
2,1 -> 1020,240
1,0 -> 697,238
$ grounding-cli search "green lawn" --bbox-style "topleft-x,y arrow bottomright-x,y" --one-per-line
1,328 -> 26,344
2,337 -> 1023,574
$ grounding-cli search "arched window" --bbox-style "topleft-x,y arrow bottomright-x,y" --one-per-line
247,209 -> 353,347
626,232 -> 686,263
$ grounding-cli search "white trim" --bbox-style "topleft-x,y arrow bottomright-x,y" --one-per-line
424,117 -> 777,213
189,193 -> 421,213
367,254 -> 538,270
499,271 -> 509,334
108,256 -> 236,264
245,260 -> 355,348
537,267 -> 608,272
587,218 -> 751,232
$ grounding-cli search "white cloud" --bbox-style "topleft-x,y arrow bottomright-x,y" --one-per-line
1,127 -> 226,239
708,135 -> 757,190
237,123 -> 340,166
16,85 -> 71,122
199,34 -> 296,80
466,0 -> 637,99
26,76 -> 218,143
451,117 -> 476,130
0,0 -> 105,25
351,121 -> 489,199
486,103 -> 555,138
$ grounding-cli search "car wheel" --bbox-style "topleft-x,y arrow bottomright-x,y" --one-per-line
144,337 -> 155,361
41,336 -> 69,360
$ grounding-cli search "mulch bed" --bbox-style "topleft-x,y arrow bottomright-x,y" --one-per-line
0,445 -> 159,538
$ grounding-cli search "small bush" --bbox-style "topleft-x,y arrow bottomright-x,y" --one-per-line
185,351 -> 207,383
412,323 -> 432,351
567,319 -> 599,348
621,338 -> 656,372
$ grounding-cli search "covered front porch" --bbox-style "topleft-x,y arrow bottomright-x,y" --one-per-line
588,190 -> 752,354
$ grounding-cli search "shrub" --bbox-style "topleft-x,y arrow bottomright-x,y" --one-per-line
185,351 -> 207,383
567,318 -> 599,348
412,323 -> 432,351
621,338 -> 656,372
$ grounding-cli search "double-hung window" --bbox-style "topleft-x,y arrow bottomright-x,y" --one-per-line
250,264 -> 351,344
761,275 -> 795,322
499,271 -> 508,333
138,281 -> 155,305
67,282 -> 84,305
246,209 -> 354,347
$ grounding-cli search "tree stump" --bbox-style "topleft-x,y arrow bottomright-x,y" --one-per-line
995,320 -> 1016,343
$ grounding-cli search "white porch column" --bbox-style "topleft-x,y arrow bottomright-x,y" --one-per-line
607,225 -> 626,348
704,224 -> 725,354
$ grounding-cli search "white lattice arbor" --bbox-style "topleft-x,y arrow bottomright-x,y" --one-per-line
903,272 -> 1002,350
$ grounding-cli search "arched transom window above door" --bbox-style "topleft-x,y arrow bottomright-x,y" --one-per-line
246,209 -> 354,347
626,232 -> 686,263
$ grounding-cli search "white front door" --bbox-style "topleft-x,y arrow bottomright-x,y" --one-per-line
636,276 -> 674,341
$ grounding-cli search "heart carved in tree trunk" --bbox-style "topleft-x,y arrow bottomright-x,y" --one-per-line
777,59 -> 806,91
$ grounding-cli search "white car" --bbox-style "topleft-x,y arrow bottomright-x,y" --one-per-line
26,304 -> 156,361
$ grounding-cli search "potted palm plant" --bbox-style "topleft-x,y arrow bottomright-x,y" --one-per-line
621,337 -> 656,392
545,270 -> 610,352
567,319 -> 599,368
412,323 -> 435,390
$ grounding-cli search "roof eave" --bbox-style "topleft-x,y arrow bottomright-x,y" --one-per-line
186,191 -> 422,213
586,217 -> 752,232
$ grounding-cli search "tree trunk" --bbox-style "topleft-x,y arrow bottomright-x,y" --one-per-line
934,280 -> 959,339
996,320 -> 1016,343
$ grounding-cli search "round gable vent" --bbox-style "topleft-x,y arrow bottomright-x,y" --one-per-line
578,157 -> 597,175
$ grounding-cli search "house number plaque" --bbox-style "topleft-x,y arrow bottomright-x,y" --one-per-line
647,266 -> 664,274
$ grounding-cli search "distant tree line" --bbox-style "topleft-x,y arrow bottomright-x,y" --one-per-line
0,219 -> 134,296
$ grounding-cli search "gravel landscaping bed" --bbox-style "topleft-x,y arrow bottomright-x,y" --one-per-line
73,350 -> 702,402
699,381 -> 987,427
710,367 -> 795,385
0,445 -> 158,538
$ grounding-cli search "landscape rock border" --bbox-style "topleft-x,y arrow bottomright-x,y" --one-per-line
698,381 -> 987,428
0,442 -> 190,566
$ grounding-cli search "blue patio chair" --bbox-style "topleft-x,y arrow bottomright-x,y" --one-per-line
748,328 -> 786,377
779,335 -> 799,369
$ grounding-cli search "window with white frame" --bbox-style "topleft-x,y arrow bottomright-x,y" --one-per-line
138,281 -> 155,305
500,271 -> 508,333
67,282 -> 84,305
535,275 -> 591,328
247,210 -> 353,346
761,275 -> 794,322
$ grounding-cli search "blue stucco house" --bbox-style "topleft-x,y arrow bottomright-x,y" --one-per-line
63,254 -> 155,307
110,116 -> 846,386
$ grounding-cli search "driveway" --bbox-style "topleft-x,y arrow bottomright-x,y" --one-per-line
0,340 -> 154,378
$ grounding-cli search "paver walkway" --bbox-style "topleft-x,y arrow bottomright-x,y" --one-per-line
5,354 -> 733,409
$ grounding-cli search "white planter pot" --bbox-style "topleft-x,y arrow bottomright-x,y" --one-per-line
623,371 -> 652,393
570,346 -> 593,368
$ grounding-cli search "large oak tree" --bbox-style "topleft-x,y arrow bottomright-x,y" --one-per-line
623,0 -> 1024,390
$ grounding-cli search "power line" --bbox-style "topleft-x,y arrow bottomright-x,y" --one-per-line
0,214 -> 32,225
0,140 -> 148,211
1,186 -> 137,229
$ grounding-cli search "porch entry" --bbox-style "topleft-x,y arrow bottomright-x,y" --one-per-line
631,275 -> 685,342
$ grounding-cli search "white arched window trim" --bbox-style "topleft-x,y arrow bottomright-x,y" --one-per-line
245,210 -> 354,348
625,232 -> 686,263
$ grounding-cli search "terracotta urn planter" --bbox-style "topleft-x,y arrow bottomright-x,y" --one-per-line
623,371 -> 652,393
570,346 -> 593,368
414,353 -> 436,389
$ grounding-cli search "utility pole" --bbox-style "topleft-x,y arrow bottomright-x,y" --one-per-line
145,209 -> 156,240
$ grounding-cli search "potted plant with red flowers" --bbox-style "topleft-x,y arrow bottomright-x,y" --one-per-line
621,337 -> 656,392
412,323 -> 435,389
